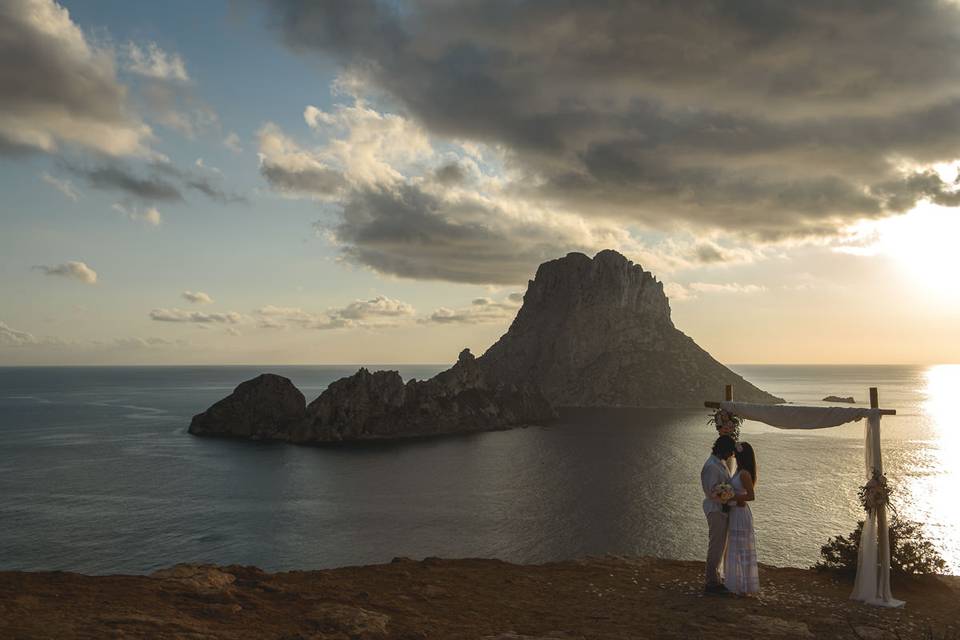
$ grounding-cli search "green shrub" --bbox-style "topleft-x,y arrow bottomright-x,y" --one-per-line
815,516 -> 947,576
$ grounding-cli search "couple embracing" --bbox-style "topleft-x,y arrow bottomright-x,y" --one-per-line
700,413 -> 760,596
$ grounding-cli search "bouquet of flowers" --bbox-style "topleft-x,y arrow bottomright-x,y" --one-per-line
709,409 -> 742,439
712,482 -> 735,503
858,469 -> 892,514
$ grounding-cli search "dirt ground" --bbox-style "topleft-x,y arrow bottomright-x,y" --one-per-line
1,556 -> 957,639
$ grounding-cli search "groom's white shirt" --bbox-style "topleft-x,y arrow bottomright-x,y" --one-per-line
701,454 -> 733,516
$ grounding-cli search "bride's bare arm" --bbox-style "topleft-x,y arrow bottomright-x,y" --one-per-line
736,471 -> 755,506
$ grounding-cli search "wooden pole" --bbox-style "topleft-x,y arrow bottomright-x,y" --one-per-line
869,387 -> 879,410
725,384 -> 733,402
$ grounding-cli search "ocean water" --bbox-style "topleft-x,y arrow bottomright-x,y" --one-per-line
0,364 -> 957,575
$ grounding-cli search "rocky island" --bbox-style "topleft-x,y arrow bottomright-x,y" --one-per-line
823,395 -> 856,403
189,250 -> 781,443
190,348 -> 554,442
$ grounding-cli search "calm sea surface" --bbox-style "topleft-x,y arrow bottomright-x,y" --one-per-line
0,364 -> 957,575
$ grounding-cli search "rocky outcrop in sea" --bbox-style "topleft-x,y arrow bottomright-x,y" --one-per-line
189,249 -> 781,443
188,349 -> 555,443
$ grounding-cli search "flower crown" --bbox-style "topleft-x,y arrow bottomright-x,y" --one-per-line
708,408 -> 742,440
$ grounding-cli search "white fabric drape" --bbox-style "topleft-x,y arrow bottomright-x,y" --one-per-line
718,401 -> 874,429
718,401 -> 904,607
850,412 -> 904,608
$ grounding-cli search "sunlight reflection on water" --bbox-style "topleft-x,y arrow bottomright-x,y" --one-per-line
903,364 -> 960,572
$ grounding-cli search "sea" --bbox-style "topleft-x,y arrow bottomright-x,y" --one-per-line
0,364 -> 957,575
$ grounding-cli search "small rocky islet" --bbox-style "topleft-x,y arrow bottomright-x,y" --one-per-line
189,250 -> 783,444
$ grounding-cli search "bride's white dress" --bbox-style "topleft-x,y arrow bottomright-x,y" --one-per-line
724,471 -> 759,594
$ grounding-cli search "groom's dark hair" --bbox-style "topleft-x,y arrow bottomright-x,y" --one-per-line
712,435 -> 737,458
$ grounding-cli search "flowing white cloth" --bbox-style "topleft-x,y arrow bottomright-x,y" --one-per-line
724,471 -> 759,595
850,412 -> 905,608
718,401 -> 876,429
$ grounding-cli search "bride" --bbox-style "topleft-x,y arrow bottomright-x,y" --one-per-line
725,441 -> 760,595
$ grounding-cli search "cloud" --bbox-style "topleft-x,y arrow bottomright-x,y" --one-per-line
70,164 -> 183,202
666,281 -> 766,302
41,172 -> 79,201
689,282 -> 766,295
0,321 -> 38,346
422,295 -> 521,324
112,202 -> 162,226
125,42 -> 189,82
223,131 -> 243,153
325,180 -> 637,285
66,160 -> 244,204
109,336 -> 180,349
139,79 -> 218,140
33,261 -> 98,284
149,308 -> 245,324
254,295 -> 416,329
149,160 -> 246,203
0,0 -> 152,156
182,291 -> 214,304
257,122 -> 345,198
262,0 -> 960,240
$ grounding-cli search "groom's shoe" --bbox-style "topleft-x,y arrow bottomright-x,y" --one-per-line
704,583 -> 732,596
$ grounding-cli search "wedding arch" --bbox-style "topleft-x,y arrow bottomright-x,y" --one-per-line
705,385 -> 904,608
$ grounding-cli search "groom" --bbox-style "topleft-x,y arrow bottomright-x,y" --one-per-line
701,435 -> 737,594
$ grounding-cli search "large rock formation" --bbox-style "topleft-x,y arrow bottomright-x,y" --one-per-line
189,350 -> 556,443
189,374 -> 306,439
291,349 -> 556,442
477,250 -> 782,407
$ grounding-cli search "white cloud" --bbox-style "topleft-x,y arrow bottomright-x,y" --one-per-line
194,158 -> 221,174
338,295 -> 415,320
223,131 -> 243,153
422,295 -> 521,324
141,80 -> 218,140
33,260 -> 97,284
666,281 -> 766,302
0,321 -> 38,346
109,336 -> 179,349
125,42 -> 189,82
0,0 -> 153,156
112,202 -> 162,226
689,282 -> 766,295
254,295 -> 416,330
257,122 -> 345,198
41,172 -> 79,201
149,308 -> 245,324
182,291 -> 213,304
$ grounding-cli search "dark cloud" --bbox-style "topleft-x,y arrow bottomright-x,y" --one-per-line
151,161 -> 248,204
260,162 -> 345,197
61,160 -> 246,204
69,164 -> 184,202
263,0 -> 960,238
433,162 -> 466,185
694,244 -> 726,265
323,183 -> 602,284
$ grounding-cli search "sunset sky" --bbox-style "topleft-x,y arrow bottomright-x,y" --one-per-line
2,0 -> 960,366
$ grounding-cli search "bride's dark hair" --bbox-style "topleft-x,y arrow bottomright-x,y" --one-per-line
735,442 -> 758,486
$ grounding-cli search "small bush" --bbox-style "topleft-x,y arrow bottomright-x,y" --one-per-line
815,516 -> 947,576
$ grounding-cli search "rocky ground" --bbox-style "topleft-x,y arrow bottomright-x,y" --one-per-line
1,556 -> 957,639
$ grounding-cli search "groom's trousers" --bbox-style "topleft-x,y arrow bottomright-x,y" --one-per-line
705,511 -> 729,586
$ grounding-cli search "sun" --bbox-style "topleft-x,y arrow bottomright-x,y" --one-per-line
843,202 -> 960,303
